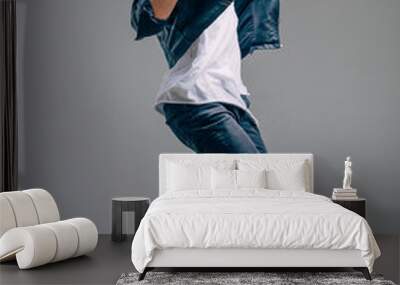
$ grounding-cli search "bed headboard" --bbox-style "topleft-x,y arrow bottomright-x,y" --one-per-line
159,153 -> 314,196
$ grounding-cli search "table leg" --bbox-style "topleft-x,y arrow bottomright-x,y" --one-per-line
134,201 -> 149,233
112,201 -> 123,242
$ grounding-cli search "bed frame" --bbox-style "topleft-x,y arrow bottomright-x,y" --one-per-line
139,154 -> 371,280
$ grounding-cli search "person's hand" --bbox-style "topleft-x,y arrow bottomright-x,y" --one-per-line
150,0 -> 178,20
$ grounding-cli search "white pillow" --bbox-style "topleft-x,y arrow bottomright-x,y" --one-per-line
211,169 -> 236,190
237,169 -> 268,189
237,159 -> 308,191
211,169 -> 268,190
167,162 -> 212,191
267,167 -> 306,191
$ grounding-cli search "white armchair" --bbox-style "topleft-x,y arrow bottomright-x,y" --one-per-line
0,189 -> 98,269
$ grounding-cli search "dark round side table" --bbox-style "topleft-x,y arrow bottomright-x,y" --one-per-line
112,197 -> 150,242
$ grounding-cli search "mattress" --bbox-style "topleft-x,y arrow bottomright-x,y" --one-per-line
131,189 -> 380,273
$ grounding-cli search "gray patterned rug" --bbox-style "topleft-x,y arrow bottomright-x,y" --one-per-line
116,272 -> 396,285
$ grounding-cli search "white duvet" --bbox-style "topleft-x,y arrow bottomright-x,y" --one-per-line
131,190 -> 380,273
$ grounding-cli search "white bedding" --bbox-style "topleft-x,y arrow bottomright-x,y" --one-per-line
131,190 -> 380,273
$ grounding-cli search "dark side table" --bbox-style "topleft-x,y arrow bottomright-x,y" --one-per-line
332,198 -> 366,218
112,197 -> 150,242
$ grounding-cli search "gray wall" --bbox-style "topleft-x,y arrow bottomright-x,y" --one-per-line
17,0 -> 400,234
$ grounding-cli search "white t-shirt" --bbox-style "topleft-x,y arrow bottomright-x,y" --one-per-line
155,3 -> 250,115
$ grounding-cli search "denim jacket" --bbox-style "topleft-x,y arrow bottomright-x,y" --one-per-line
131,0 -> 280,68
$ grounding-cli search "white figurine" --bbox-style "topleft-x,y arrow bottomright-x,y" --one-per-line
342,156 -> 352,189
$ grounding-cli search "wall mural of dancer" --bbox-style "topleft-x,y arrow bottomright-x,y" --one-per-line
131,0 -> 280,153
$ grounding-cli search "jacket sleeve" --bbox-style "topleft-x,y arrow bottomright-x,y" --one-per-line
131,0 -> 168,40
235,0 -> 280,58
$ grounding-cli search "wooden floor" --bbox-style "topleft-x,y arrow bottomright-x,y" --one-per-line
0,235 -> 398,285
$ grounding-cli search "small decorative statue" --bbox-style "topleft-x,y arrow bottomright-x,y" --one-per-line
342,156 -> 352,189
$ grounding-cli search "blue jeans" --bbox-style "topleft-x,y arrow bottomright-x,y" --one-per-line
163,96 -> 267,153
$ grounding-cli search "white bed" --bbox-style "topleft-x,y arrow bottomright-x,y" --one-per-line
131,154 -> 380,280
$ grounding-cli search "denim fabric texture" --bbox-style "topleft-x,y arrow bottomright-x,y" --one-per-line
163,96 -> 267,153
131,0 -> 280,68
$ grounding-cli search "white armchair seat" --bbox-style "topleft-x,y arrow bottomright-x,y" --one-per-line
0,189 -> 98,269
